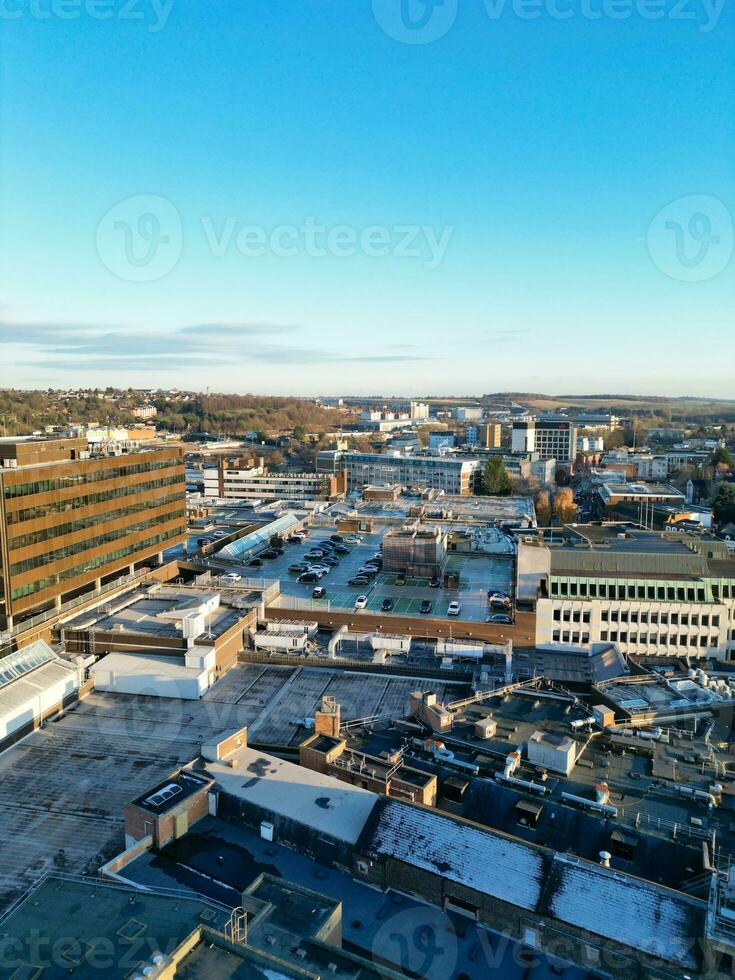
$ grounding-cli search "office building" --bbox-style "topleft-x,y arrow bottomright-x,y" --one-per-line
0,437 -> 185,631
202,461 -> 346,502
316,450 -> 480,495
522,524 -> 735,659
512,419 -> 577,463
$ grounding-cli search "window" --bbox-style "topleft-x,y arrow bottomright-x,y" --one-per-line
601,610 -> 609,622
601,631 -> 608,642
553,630 -> 560,642
553,609 -> 561,621
583,610 -> 591,624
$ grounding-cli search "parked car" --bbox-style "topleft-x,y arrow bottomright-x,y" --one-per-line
349,576 -> 369,587
288,535 -> 303,544
361,569 -> 378,580
298,572 -> 319,583
419,600 -> 432,614
318,541 -> 334,551
221,573 -> 242,584
429,577 -> 441,588
312,586 -> 327,599
306,550 -> 325,559
330,534 -> 344,542
381,598 -> 394,612
487,613 -> 513,625
447,601 -> 461,616
323,556 -> 340,567
288,563 -> 309,573
489,596 -> 512,610
344,535 -> 363,544
355,595 -> 368,609
395,575 -> 407,587
261,549 -> 280,559
334,545 -> 350,555
308,564 -> 330,575
249,558 -> 263,567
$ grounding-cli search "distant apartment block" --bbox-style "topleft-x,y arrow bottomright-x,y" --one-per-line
428,431 -> 455,450
0,437 -> 185,631
453,406 -> 483,420
202,462 -> 347,502
132,404 -> 157,420
317,450 -> 479,496
476,422 -> 502,448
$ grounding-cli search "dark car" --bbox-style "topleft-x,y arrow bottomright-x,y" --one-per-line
487,613 -> 513,625
261,549 -> 280,559
318,540 -> 334,550
287,535 -> 302,543
381,597 -> 394,611
349,576 -> 369,587
361,569 -> 378,580
312,586 -> 327,599
334,545 -> 350,555
330,534 -> 344,542
298,572 -> 319,583
429,577 -> 441,588
420,600 -> 432,614
323,556 -> 340,567
288,563 -> 309,573
249,558 -> 263,567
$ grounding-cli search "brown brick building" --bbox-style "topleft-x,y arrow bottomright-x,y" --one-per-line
0,437 -> 186,631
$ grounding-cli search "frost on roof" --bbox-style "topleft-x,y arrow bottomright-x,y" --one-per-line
364,799 -> 544,911
546,855 -> 703,970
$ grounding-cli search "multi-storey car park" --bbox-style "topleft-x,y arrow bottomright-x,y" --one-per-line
0,436 -> 186,632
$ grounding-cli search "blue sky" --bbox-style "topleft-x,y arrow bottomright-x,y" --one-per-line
1,0 -> 733,396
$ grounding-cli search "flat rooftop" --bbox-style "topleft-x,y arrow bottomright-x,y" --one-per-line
199,744 -> 378,845
0,874 -> 230,979
62,585 -> 245,640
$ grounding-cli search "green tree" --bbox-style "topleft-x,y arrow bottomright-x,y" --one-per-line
712,447 -> 734,468
481,457 -> 513,496
712,484 -> 735,525
292,425 -> 307,442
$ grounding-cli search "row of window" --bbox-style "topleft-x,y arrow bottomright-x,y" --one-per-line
600,631 -> 718,648
7,491 -> 184,551
550,579 -> 708,603
553,609 -> 592,624
10,507 -> 185,576
5,473 -> 183,526
3,456 -> 179,499
552,629 -> 719,648
10,527 -> 181,600
601,609 -> 720,628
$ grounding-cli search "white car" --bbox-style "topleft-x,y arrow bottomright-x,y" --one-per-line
221,573 -> 242,584
447,601 -> 462,616
308,564 -> 331,576
355,595 -> 368,609
344,535 -> 362,545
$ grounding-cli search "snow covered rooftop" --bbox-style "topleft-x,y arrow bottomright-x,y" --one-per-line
546,854 -> 704,969
362,799 -> 545,911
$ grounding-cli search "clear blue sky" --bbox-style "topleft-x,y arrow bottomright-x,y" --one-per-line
1,0 -> 733,396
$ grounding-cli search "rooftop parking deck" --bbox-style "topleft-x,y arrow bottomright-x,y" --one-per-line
234,525 -> 516,624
